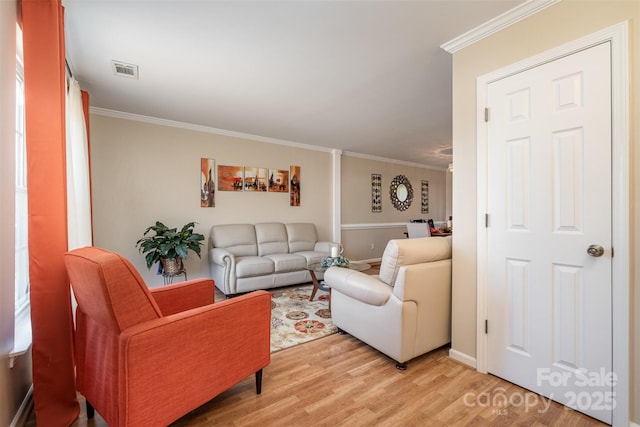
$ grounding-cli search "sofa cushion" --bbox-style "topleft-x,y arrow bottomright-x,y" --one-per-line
235,256 -> 274,278
210,224 -> 258,256
292,250 -> 326,266
255,223 -> 290,256
286,223 -> 318,253
264,253 -> 307,273
379,237 -> 451,286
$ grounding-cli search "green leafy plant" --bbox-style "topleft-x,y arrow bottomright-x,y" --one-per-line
321,255 -> 350,268
135,221 -> 205,269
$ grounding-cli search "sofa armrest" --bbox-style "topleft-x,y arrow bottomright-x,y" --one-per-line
119,291 -> 271,426
210,247 -> 233,266
314,241 -> 341,253
324,267 -> 391,306
150,278 -> 215,316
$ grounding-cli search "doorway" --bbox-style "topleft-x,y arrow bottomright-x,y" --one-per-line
475,23 -> 629,426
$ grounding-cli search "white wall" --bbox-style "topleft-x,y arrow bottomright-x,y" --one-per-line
450,1 -> 639,422
339,153 -> 449,260
90,113 -> 336,287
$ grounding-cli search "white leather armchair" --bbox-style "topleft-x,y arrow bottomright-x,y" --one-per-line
325,237 -> 452,369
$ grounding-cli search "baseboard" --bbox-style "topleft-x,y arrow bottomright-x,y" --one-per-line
448,348 -> 477,368
10,384 -> 33,427
630,421 -> 640,427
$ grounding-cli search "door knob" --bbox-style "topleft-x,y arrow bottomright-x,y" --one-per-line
587,244 -> 605,257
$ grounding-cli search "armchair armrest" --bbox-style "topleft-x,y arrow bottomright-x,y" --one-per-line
150,278 -> 215,316
120,290 -> 271,426
324,267 -> 391,306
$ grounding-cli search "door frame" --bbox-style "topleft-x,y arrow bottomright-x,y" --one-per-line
475,22 -> 629,426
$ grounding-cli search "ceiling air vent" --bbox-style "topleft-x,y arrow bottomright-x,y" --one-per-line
111,60 -> 139,79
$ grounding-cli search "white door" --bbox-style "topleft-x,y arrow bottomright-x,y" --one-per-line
486,42 -> 613,424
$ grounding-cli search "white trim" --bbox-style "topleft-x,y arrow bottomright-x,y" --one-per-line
90,107 -> 333,153
342,222 -> 412,230
90,107 -> 442,169
440,0 -> 560,54
10,384 -> 33,427
342,150 -> 446,171
448,349 -> 477,369
332,149 -> 342,244
9,307 -> 31,368
342,221 -> 446,231
629,423 -> 640,427
476,22 -> 630,427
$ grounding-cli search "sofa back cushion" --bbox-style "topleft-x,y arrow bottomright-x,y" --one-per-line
286,223 -> 318,253
255,223 -> 289,256
379,237 -> 452,286
210,224 -> 258,256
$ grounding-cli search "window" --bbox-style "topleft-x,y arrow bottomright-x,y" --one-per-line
15,48 -> 29,316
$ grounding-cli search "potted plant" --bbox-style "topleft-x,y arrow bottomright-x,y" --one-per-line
135,221 -> 205,274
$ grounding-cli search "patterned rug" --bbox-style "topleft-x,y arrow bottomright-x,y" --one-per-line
270,284 -> 337,353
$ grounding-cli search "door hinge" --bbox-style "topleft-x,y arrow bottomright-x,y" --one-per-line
485,213 -> 489,228
611,247 -> 614,257
485,319 -> 488,334
484,107 -> 490,122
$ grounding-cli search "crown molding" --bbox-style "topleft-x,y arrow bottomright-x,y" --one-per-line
342,150 -> 446,171
89,107 -> 333,154
440,0 -> 561,54
90,107 -> 442,168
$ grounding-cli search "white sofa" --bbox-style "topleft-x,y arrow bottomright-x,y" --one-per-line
209,222 -> 338,296
325,236 -> 452,369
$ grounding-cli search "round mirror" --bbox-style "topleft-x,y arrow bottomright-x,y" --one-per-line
389,175 -> 413,211
396,184 -> 408,202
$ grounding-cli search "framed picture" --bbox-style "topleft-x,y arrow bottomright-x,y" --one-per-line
290,165 -> 301,206
371,173 -> 382,213
200,158 -> 215,207
218,165 -> 243,191
268,169 -> 289,193
421,180 -> 429,214
244,167 -> 268,192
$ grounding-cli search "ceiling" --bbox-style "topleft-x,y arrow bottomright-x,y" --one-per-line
63,0 -> 524,169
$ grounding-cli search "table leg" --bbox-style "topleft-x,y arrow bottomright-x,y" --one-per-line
309,270 -> 319,301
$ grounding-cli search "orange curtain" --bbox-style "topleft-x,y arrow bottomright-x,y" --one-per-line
22,0 -> 79,425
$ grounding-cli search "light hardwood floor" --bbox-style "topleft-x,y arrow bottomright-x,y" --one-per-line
37,333 -> 605,427
28,265 -> 606,426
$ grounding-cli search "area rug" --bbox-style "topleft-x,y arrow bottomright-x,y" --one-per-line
270,284 -> 337,353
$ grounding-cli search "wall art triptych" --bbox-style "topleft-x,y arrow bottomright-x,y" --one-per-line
200,158 -> 301,207
200,158 -> 216,207
421,180 -> 430,214
371,173 -> 382,213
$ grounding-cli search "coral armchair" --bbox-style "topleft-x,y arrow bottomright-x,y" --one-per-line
64,247 -> 271,427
